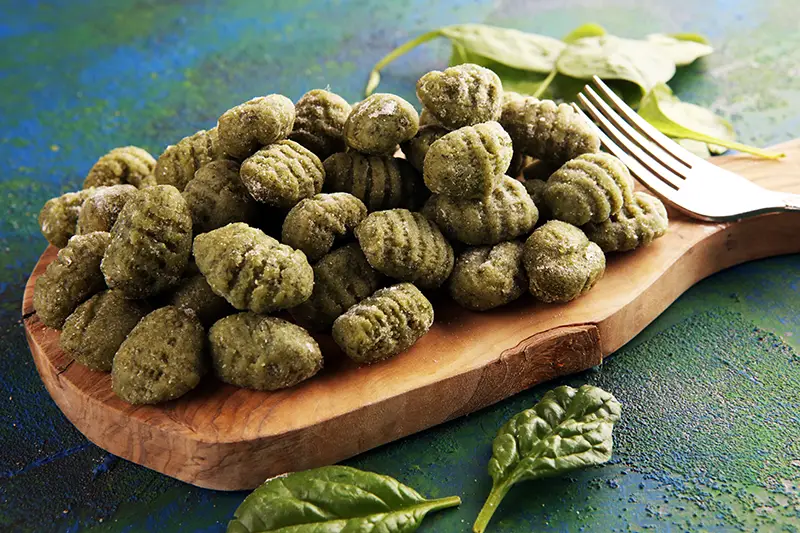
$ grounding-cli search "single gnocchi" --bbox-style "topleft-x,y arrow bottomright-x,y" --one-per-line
193,222 -> 313,313
112,306 -> 206,405
39,188 -> 97,248
323,152 -> 426,211
281,192 -> 367,262
209,313 -> 323,391
423,121 -> 513,199
332,283 -> 434,364
101,185 -> 193,299
239,140 -> 325,209
77,184 -> 138,235
290,89 -> 352,159
356,209 -> 454,289
416,63 -> 503,129
523,220 -> 605,303
154,128 -> 221,191
500,97 -> 600,164
83,146 -> 156,189
61,290 -> 150,371
344,93 -> 419,155
544,152 -> 635,226
182,159 -> 258,234
216,94 -> 295,160
423,176 -> 538,245
448,241 -> 527,311
583,191 -> 669,252
289,243 -> 383,331
33,231 -> 111,329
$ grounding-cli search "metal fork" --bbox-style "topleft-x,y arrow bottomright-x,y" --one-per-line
574,76 -> 800,221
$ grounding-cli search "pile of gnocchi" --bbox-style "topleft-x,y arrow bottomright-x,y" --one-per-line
33,63 -> 668,405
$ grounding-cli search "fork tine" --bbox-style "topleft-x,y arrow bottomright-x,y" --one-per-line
577,93 -> 685,193
590,76 -> 700,169
582,85 -> 690,179
572,102 -> 679,201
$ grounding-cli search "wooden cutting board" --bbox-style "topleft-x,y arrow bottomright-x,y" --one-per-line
22,140 -> 800,490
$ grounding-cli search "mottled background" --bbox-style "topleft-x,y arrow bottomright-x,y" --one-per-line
1,0 -> 799,531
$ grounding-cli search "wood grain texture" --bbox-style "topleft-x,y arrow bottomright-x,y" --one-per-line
22,140 -> 800,490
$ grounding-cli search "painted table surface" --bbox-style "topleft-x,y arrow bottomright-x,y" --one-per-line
1,0 -> 799,531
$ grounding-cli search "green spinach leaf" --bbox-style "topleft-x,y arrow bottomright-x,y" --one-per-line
646,33 -> 713,66
556,35 -> 676,93
638,83 -> 784,159
440,24 -> 565,73
473,385 -> 621,533
228,465 -> 461,533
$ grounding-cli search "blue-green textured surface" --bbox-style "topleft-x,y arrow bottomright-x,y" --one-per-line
1,0 -> 799,531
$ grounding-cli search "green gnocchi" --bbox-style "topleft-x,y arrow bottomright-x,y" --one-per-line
216,94 -> 295,160
239,140 -> 325,209
583,191 -> 669,252
423,176 -> 538,245
281,192 -> 367,262
544,152 -> 635,226
154,128 -> 221,191
344,93 -> 419,155
290,89 -> 352,160
501,97 -> 600,165
332,283 -> 434,364
323,152 -> 426,211
423,121 -> 513,199
356,209 -> 454,289
416,63 -> 503,129
523,220 -> 605,303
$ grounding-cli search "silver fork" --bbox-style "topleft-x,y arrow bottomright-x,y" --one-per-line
574,76 -> 800,221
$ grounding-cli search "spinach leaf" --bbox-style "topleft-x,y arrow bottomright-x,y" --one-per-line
473,385 -> 621,533
646,33 -> 713,66
228,466 -> 461,533
562,22 -> 606,44
441,24 -> 565,73
638,83 -> 784,159
556,35 -> 676,93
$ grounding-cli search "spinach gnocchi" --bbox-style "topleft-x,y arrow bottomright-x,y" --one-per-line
417,63 -> 503,129
523,221 -> 606,303
423,176 -> 538,245
29,60 -> 672,403
501,97 -> 600,165
423,121 -> 513,199
356,209 -> 454,289
83,146 -> 156,189
323,152 -> 426,211
281,192 -> 367,262
544,152 -> 635,226
583,191 -> 669,252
